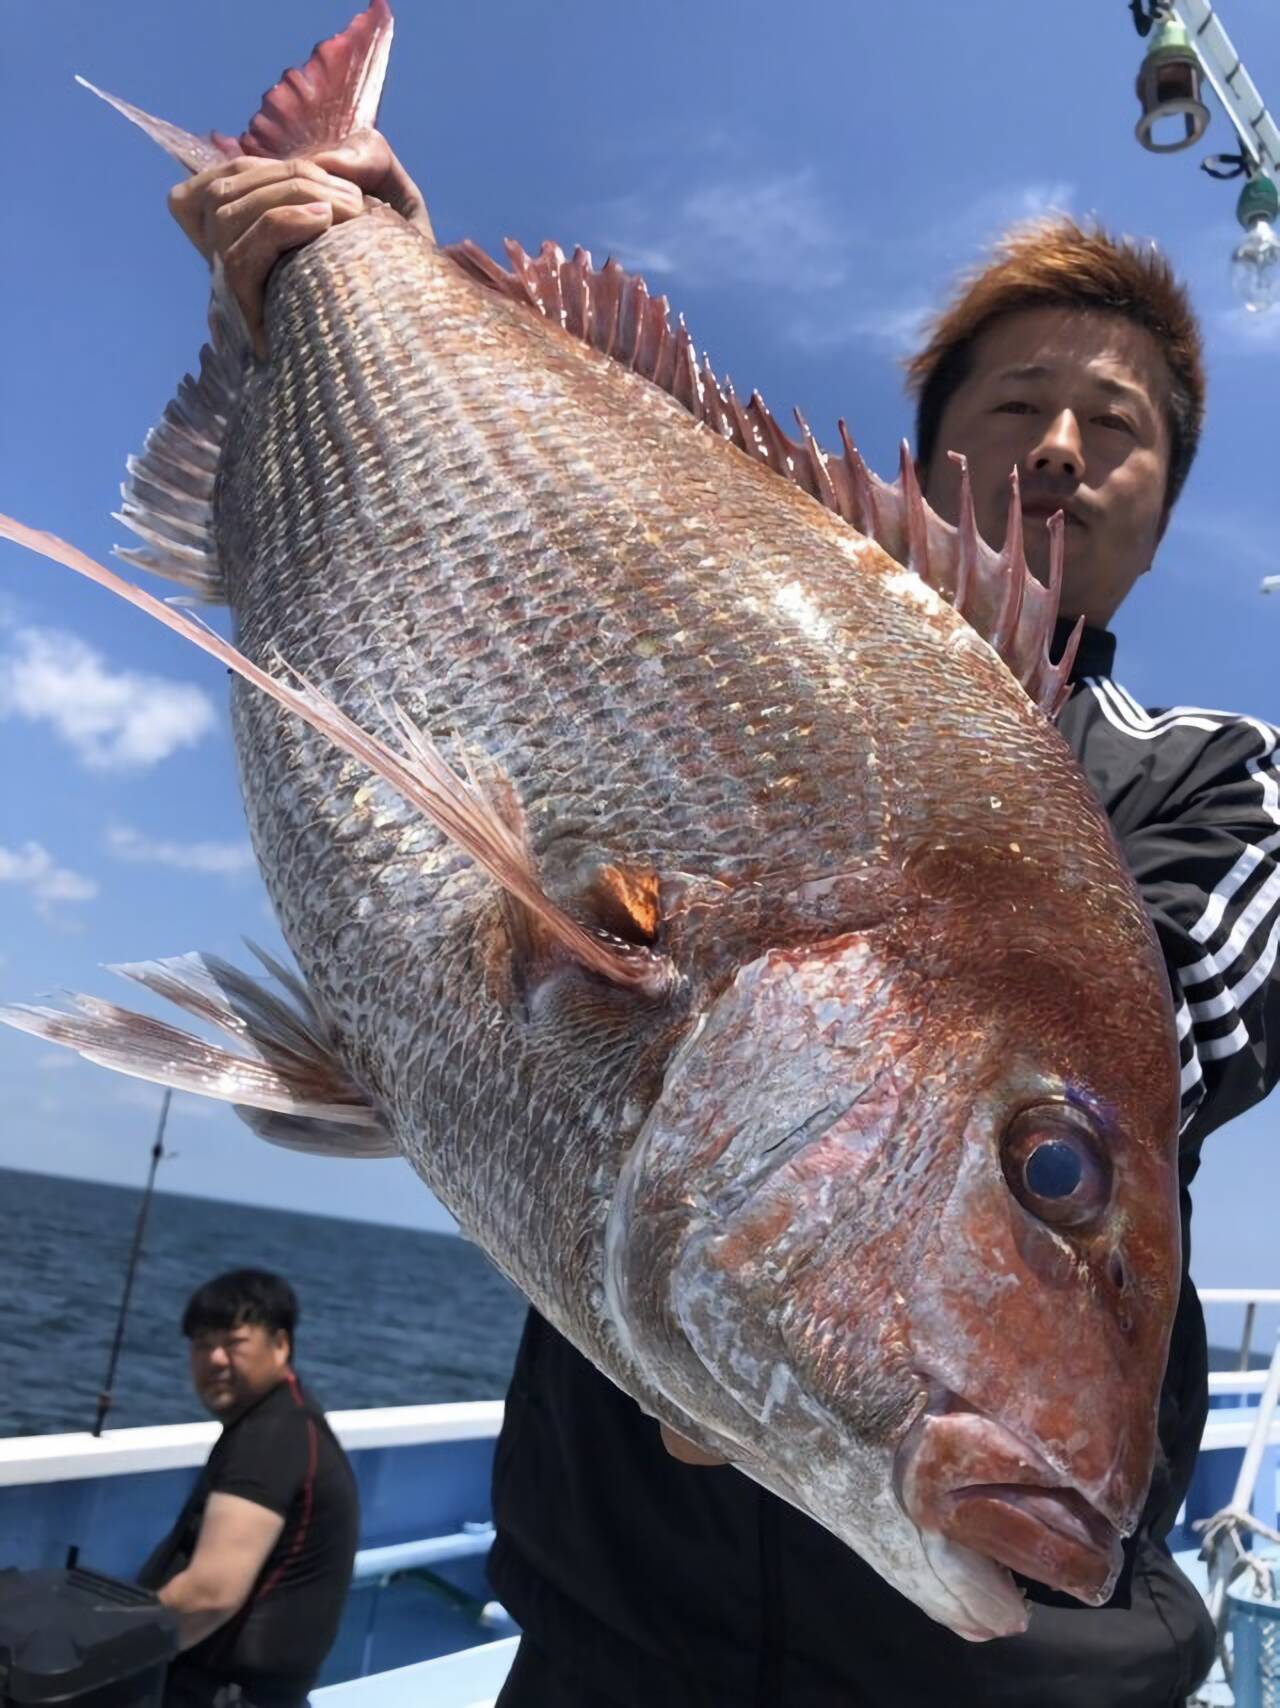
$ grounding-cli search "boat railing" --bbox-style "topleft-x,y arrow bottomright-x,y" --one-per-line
0,1401 -> 505,1487
348,1524 -> 515,1678
1200,1288 -> 1280,1373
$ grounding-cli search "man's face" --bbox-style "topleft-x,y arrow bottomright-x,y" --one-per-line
188,1319 -> 290,1419
920,306 -> 1172,626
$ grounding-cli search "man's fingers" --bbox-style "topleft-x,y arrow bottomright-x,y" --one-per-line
224,203 -> 335,360
169,157 -> 278,248
165,133 -> 430,356
311,132 -> 433,237
208,176 -> 362,261
169,158 -> 344,258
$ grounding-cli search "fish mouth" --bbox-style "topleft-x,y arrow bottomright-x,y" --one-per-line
940,1482 -> 1121,1601
898,1387 -> 1125,1607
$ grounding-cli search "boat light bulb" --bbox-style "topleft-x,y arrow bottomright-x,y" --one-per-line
1232,175 -> 1280,314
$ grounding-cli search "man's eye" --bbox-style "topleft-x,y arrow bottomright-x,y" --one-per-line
1095,414 -> 1133,433
992,400 -> 1035,415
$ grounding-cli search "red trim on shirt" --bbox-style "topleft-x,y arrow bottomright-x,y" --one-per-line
257,1371 -> 318,1600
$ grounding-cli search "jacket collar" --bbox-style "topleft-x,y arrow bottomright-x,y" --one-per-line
1054,618 -> 1115,682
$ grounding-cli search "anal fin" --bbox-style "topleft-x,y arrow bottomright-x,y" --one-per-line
0,948 -> 397,1159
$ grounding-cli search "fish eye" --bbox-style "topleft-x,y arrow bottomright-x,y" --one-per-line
1000,1104 -> 1111,1230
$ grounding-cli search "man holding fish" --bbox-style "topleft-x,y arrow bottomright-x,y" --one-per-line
5,2 -> 1277,1696
157,128 -> 1280,1705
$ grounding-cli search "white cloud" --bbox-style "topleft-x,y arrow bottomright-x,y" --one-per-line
111,1080 -> 171,1114
105,823 -> 256,878
0,626 -> 216,770
791,181 -> 1078,356
1210,302 -> 1280,354
0,841 -> 98,914
933,181 -> 1077,250
110,1081 -> 220,1123
595,162 -> 1077,361
599,167 -> 854,294
788,299 -> 936,356
37,1052 -> 80,1073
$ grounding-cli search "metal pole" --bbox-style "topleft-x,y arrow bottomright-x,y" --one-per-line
1239,1300 -> 1258,1372
1171,0 -> 1280,177
1226,1332 -> 1280,1527
66,1089 -> 172,1570
1205,1331 -> 1280,1636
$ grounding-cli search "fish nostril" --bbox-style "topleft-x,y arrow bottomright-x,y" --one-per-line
1107,1251 -> 1126,1294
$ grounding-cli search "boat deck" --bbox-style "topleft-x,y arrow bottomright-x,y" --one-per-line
314,1638 -> 518,1708
1,1293 -> 1277,1708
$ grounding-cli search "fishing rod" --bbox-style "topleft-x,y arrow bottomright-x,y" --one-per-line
65,1088 -> 172,1570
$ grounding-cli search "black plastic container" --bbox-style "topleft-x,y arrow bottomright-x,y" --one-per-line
0,1569 -> 178,1708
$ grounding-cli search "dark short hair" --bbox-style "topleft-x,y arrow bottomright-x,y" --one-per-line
906,216 -> 1205,517
181,1269 -> 298,1359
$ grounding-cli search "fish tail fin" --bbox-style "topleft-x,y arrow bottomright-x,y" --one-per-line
0,951 -> 398,1158
73,79 -> 236,174
77,0 -> 394,171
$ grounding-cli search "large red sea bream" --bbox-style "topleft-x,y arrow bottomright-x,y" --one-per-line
0,0 -> 1181,1641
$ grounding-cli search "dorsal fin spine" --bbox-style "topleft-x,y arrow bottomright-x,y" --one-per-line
448,236 -> 1075,719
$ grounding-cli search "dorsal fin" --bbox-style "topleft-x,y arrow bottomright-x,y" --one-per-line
77,1 -> 395,173
445,238 -> 1082,718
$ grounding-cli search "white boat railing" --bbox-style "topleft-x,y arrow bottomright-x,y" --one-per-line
1200,1289 -> 1280,1374
0,1401 -> 505,1487
0,1288 -> 1273,1488
1210,1373 -> 1270,1397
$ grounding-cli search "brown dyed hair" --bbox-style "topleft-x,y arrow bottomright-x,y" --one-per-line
905,217 -> 1205,515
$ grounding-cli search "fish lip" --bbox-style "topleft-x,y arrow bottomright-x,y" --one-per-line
949,1481 -> 1118,1556
897,1382 -> 1127,1605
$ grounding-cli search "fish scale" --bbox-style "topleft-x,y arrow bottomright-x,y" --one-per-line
232,213 -> 905,894
0,0 -> 1183,1642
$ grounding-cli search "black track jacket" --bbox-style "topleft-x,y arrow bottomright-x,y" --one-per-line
489,623 -> 1280,1708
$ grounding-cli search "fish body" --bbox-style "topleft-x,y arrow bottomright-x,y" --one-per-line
2,1 -> 1181,1641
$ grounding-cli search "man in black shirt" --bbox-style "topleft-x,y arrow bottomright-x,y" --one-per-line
484,223 -> 1280,1706
168,145 -> 1279,1705
139,1270 -> 359,1708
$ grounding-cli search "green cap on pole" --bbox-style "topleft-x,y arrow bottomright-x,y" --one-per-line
1147,16 -> 1195,62
1237,174 -> 1280,231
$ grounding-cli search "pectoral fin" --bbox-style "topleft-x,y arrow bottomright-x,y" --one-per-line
0,515 -> 677,999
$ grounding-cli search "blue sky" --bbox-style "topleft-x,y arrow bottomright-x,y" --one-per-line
1,0 -> 1277,1341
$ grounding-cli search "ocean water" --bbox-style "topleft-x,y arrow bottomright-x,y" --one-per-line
0,1167 -> 526,1437
1,1166 -> 1261,1441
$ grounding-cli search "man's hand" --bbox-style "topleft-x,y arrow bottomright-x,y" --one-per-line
309,130 -> 431,236
659,1422 -> 729,1467
167,132 -> 429,359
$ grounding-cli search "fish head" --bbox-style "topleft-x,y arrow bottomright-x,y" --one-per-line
606,901 -> 1180,1639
